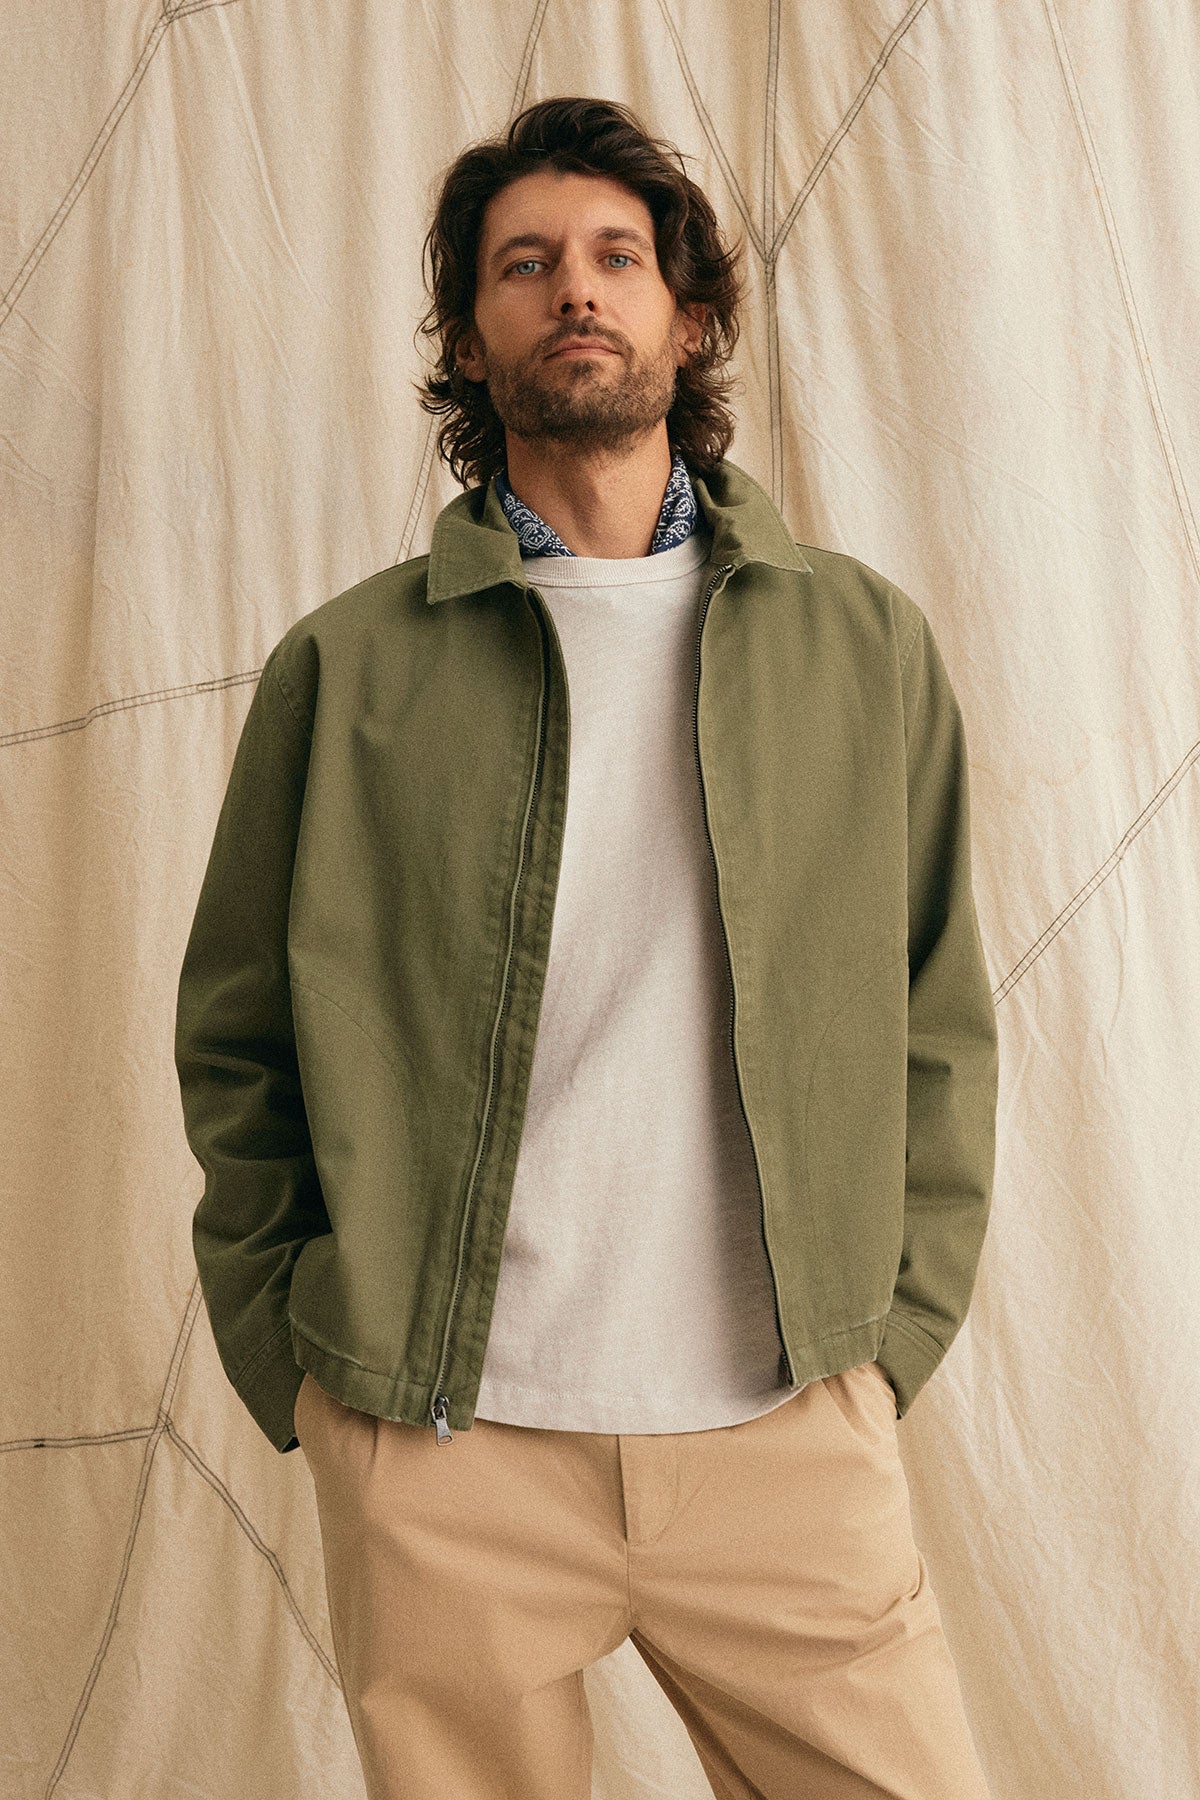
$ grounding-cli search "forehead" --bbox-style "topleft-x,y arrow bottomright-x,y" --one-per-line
479,169 -> 656,266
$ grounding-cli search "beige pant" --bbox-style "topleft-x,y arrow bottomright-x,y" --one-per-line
294,1360 -> 991,1799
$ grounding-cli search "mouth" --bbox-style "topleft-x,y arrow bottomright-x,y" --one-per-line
547,341 -> 619,358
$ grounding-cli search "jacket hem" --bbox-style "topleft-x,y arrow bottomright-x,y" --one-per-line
269,1307 -> 946,1440
289,1323 -> 443,1431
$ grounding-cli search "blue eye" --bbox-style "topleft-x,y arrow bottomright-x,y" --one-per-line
505,252 -> 636,276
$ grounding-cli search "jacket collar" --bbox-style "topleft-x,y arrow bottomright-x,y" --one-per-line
424,456 -> 812,604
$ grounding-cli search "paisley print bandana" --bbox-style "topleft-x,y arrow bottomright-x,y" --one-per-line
495,448 -> 699,557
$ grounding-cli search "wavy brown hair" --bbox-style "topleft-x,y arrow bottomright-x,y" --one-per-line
412,96 -> 748,490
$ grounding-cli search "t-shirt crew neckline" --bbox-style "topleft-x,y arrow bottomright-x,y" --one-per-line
519,526 -> 713,588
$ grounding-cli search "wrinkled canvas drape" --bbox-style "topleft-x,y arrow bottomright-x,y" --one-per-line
3,3 -> 1199,1797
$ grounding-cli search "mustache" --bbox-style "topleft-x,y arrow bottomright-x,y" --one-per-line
542,327 -> 625,356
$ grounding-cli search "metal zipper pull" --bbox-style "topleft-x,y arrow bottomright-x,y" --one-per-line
431,1395 -> 454,1443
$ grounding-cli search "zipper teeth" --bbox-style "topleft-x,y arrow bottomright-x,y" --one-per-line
692,562 -> 797,1387
429,589 -> 550,1430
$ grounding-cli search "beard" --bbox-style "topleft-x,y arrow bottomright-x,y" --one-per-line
478,328 -> 680,457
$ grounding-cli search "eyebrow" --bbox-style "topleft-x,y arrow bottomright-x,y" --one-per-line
488,226 -> 655,269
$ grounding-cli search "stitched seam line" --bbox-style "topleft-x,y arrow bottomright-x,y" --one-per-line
898,610 -> 922,675
232,1318 -> 294,1391
885,1308 -> 946,1356
268,653 -> 312,735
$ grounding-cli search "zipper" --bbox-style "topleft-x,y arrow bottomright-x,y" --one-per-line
693,561 -> 798,1387
428,586 -> 552,1443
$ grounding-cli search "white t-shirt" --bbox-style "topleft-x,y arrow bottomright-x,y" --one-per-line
474,527 -> 801,1433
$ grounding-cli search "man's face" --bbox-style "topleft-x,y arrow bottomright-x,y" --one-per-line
457,168 -> 704,457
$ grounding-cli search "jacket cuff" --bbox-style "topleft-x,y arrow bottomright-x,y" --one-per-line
236,1322 -> 306,1453
875,1309 -> 949,1419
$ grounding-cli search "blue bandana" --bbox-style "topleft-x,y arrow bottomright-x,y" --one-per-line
495,449 -> 698,557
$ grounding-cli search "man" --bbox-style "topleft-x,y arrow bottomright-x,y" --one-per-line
175,95 -> 999,1800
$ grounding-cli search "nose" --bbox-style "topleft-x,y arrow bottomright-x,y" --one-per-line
550,246 -> 599,317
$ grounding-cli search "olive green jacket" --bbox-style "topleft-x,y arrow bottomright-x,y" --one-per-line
174,457 -> 999,1454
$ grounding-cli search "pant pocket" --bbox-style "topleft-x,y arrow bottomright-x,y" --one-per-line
819,1361 -> 895,1447
859,1358 -> 899,1418
294,1370 -> 375,1463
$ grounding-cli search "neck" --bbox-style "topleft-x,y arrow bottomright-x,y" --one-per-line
502,428 -> 674,558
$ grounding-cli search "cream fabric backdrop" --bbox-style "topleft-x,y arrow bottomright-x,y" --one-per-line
4,2 -> 1199,1796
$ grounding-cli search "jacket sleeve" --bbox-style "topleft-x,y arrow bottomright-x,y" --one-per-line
876,605 -> 1000,1417
174,642 -> 324,1454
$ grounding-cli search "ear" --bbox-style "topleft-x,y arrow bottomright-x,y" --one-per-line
456,328 -> 485,383
675,301 -> 707,363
